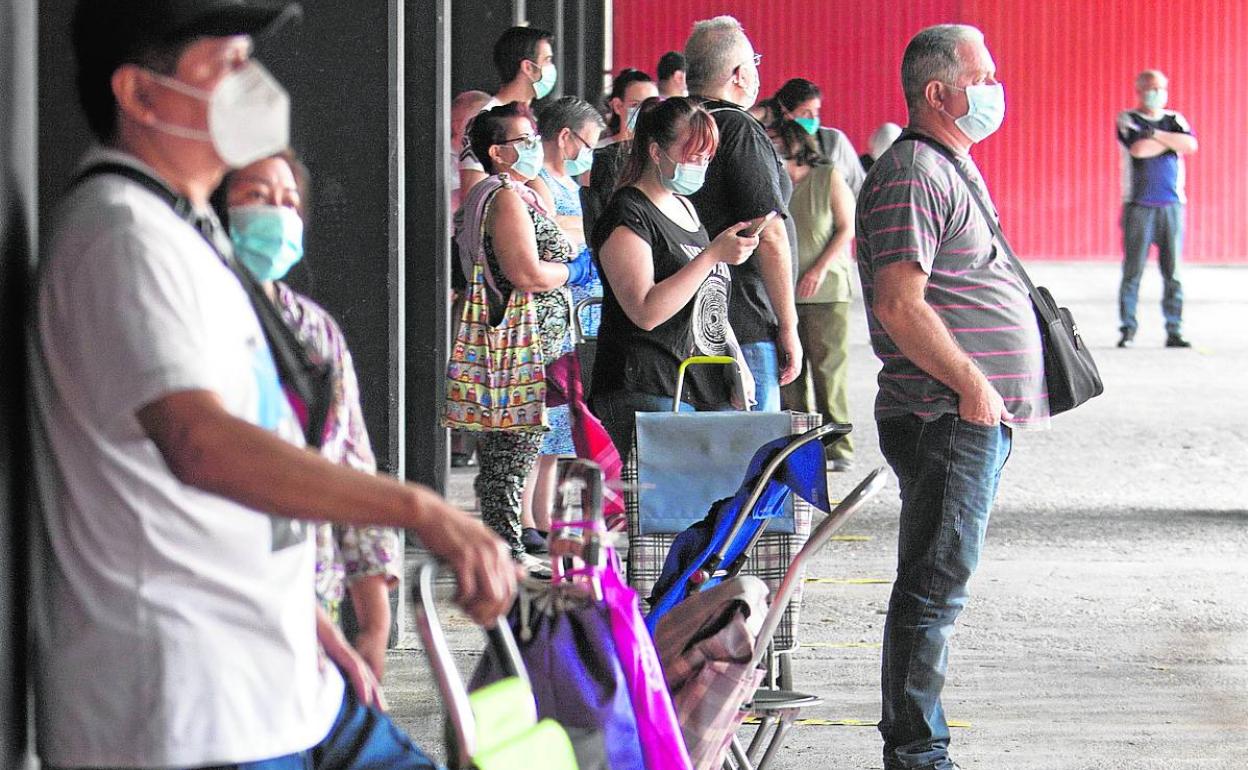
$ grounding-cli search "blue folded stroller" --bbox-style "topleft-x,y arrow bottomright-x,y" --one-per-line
643,422 -> 846,635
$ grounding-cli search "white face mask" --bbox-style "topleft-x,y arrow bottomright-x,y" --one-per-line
146,60 -> 291,169
944,82 -> 1006,144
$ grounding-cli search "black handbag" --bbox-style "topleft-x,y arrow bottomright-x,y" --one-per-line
900,132 -> 1104,415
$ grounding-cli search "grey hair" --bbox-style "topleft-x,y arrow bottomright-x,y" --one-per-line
684,15 -> 749,94
1135,70 -> 1167,89
536,95 -> 605,138
901,24 -> 984,111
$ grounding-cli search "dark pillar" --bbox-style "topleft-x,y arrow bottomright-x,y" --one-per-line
2,0 -> 36,766
450,0 -> 514,96
404,0 -> 451,493
262,3 -> 405,478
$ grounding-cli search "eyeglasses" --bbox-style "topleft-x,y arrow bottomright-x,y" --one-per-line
499,134 -> 541,150
733,53 -> 762,75
568,131 -> 593,150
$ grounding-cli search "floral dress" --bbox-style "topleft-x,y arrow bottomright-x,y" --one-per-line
473,174 -> 575,557
274,282 -> 401,622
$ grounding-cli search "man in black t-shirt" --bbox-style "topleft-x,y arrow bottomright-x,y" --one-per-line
683,15 -> 801,412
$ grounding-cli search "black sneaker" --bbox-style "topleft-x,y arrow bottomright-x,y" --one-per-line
1117,328 -> 1135,348
1165,333 -> 1192,348
521,526 -> 549,554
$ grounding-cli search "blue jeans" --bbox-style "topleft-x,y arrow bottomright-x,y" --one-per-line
876,413 -> 1012,770
1120,203 -> 1184,334
195,685 -> 439,770
740,341 -> 781,413
592,389 -> 732,457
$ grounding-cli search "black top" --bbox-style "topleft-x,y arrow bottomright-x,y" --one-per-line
687,98 -> 796,344
581,141 -> 630,248
590,186 -> 734,409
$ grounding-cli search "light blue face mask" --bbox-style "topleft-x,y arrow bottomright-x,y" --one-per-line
794,116 -> 819,136
945,82 -> 1006,143
660,150 -> 708,196
1142,88 -> 1168,111
564,139 -> 594,177
507,137 -> 545,180
229,204 -> 304,282
531,62 -> 557,100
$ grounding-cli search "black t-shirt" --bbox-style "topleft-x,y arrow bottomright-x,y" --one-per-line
590,186 -> 734,409
581,142 -> 630,249
688,98 -> 796,344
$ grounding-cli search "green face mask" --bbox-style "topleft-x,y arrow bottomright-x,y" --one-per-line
794,116 -> 819,136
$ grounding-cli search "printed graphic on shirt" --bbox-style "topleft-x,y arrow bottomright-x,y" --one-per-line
691,261 -> 731,355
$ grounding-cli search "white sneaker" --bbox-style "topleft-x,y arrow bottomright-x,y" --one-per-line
518,553 -> 552,579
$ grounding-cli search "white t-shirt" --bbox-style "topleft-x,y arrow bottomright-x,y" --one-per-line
30,148 -> 344,768
457,95 -> 503,173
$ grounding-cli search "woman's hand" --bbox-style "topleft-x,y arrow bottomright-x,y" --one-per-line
704,222 -> 759,266
796,267 -> 827,299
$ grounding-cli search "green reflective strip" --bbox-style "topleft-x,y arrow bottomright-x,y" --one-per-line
803,577 -> 892,585
473,719 -> 580,770
802,641 -> 882,649
468,677 -> 536,755
744,716 -> 971,728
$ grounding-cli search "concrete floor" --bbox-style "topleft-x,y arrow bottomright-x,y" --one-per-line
385,261 -> 1248,769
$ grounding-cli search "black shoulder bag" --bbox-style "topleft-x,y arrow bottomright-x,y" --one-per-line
75,162 -> 334,446
899,132 -> 1104,415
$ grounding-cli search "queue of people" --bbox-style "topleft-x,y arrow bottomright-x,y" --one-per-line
29,1 -> 1057,768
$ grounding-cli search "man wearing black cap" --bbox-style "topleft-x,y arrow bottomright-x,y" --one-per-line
31,3 -> 516,768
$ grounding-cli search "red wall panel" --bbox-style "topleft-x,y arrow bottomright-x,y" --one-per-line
611,0 -> 1248,262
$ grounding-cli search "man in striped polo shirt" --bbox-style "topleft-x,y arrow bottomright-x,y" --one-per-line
856,24 -> 1050,770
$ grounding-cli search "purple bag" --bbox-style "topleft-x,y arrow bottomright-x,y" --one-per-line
470,587 -> 647,770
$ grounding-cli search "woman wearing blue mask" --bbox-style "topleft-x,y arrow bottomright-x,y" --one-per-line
589,97 -> 760,453
213,150 -> 401,696
518,97 -> 606,555
583,69 -> 660,244
456,102 -> 593,576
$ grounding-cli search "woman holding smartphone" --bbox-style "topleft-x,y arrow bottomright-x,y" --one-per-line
589,97 -> 760,453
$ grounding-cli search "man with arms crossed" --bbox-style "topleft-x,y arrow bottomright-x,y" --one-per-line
856,24 -> 1049,770
32,2 -> 516,768
1115,69 -> 1196,349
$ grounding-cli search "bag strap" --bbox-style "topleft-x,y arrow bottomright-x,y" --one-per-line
897,131 -> 1058,324
72,162 -> 332,447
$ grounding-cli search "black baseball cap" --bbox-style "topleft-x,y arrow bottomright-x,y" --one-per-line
73,0 -> 303,72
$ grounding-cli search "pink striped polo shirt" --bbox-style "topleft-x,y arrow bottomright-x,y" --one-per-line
855,138 -> 1049,429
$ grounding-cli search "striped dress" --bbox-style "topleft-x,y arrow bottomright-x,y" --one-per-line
855,137 -> 1050,430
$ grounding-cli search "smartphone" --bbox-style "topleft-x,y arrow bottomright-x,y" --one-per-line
740,210 -> 777,238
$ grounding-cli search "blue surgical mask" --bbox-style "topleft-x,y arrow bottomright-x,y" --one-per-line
508,138 -> 545,180
794,116 -> 819,136
660,150 -> 708,196
531,62 -> 557,100
945,82 -> 1005,144
564,141 -> 594,177
1142,88 -> 1167,111
229,204 -> 304,281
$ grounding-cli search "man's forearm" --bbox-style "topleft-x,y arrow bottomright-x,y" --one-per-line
756,218 -> 798,330
151,398 -> 441,531
1154,129 -> 1198,155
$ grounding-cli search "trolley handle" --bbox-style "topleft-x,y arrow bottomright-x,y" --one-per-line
572,296 -> 602,344
673,355 -> 744,412
412,562 -> 527,764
